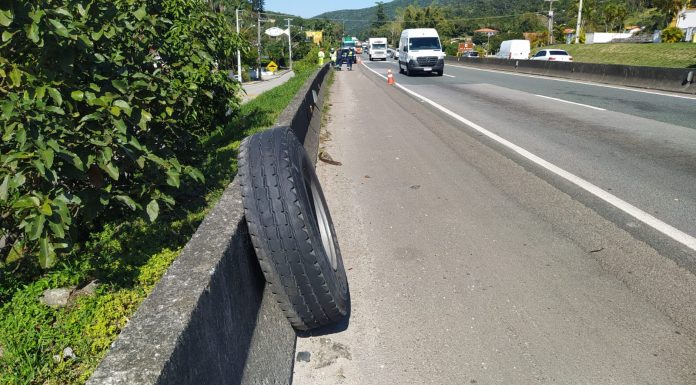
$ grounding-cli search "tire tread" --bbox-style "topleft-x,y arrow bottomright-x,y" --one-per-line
238,128 -> 347,330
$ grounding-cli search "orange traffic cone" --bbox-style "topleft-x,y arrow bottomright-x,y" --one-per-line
387,69 -> 394,85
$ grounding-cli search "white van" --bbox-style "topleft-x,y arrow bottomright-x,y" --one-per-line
398,28 -> 445,76
368,37 -> 388,61
496,39 -> 530,60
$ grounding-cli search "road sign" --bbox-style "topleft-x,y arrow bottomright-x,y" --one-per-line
265,27 -> 287,37
458,42 -> 474,54
266,61 -> 278,72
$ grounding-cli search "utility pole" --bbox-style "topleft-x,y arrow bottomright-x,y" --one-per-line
257,11 -> 262,80
236,8 -> 242,82
545,0 -> 558,45
285,18 -> 293,71
575,0 -> 583,44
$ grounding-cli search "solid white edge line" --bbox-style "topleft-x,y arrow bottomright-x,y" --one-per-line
443,74 -> 456,78
535,94 -> 606,111
447,62 -> 696,101
361,61 -> 696,252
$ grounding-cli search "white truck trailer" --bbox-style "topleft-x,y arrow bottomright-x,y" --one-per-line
368,37 -> 388,61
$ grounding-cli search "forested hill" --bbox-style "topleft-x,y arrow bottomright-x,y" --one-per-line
313,0 -> 556,37
312,0 -> 681,41
313,0 -> 446,36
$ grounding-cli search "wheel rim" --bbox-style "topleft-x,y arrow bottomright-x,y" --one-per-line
304,166 -> 338,271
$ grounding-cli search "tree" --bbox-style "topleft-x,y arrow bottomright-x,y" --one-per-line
251,0 -> 264,12
208,0 -> 264,13
653,0 -> 689,22
400,5 -> 452,35
517,12 -> 545,33
0,0 -> 246,268
373,2 -> 387,30
602,2 -> 628,32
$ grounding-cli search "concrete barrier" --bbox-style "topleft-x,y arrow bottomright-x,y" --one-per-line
447,56 -> 696,94
87,63 -> 333,385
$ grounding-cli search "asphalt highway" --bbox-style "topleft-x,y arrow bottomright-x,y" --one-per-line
364,57 -> 696,268
292,57 -> 696,384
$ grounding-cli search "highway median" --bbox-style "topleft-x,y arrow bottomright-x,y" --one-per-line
446,56 -> 696,95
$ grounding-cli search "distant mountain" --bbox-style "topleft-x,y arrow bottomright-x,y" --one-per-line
311,0 -> 669,42
313,0 -> 456,37
312,0 -> 552,38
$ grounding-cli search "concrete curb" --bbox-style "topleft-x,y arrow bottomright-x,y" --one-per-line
88,63 -> 333,385
446,57 -> 696,94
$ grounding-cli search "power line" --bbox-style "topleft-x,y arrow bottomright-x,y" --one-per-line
308,13 -> 541,24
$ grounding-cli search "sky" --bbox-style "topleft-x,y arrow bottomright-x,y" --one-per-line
265,0 -> 380,19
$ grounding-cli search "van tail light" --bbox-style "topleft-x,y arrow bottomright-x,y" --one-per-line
569,56 -> 573,61
549,57 -> 556,61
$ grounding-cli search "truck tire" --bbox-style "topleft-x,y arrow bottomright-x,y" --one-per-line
238,127 -> 349,331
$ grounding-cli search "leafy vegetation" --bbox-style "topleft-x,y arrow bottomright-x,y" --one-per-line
1,1 -> 247,269
0,43 -> 322,384
662,26 -> 686,43
0,0 -> 324,382
316,0 -> 696,49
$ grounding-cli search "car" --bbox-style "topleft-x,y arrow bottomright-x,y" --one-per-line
530,49 -> 573,62
461,51 -> 479,58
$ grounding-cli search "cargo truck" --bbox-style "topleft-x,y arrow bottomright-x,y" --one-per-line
368,37 -> 388,61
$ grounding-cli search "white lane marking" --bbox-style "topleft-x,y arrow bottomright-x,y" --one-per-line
365,61 -> 456,78
447,62 -> 696,101
535,94 -> 606,111
361,62 -> 696,252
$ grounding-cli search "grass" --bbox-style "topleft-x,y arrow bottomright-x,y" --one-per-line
537,43 -> 696,68
0,49 -> 322,385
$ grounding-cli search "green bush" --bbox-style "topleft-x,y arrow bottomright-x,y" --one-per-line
661,26 -> 685,43
0,46 -> 322,385
442,41 -> 459,56
0,1 -> 247,268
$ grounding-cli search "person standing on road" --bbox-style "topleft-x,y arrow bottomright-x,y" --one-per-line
318,48 -> 325,66
337,47 -> 348,71
347,48 -> 355,71
330,48 -> 337,67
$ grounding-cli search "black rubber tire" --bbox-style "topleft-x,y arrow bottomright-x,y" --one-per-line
436,70 -> 443,76
399,62 -> 404,74
405,63 -> 412,76
238,127 -> 349,331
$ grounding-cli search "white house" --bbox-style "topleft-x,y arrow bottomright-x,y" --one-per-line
676,8 -> 696,42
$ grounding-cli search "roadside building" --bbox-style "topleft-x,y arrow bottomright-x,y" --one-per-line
676,8 -> 696,42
